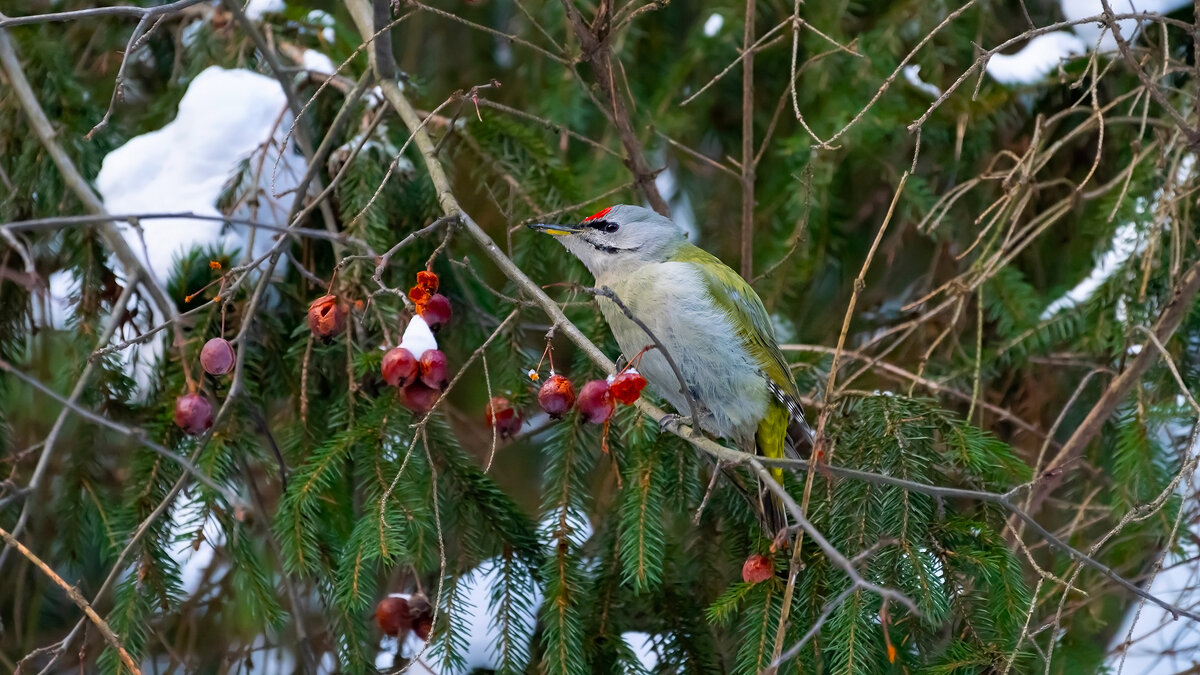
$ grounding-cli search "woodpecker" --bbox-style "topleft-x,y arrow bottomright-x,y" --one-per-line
530,204 -> 813,533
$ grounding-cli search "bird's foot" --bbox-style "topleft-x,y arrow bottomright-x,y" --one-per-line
658,413 -> 692,431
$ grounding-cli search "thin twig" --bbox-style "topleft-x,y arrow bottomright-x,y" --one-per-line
0,525 -> 141,674
0,359 -> 243,506
0,0 -> 208,27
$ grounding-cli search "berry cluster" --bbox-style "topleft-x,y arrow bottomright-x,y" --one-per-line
174,337 -> 236,436
383,271 -> 452,413
484,362 -> 648,438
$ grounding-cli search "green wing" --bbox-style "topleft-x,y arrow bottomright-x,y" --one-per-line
672,244 -> 799,400
674,243 -> 807,533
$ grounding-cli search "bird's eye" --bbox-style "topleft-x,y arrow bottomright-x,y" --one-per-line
603,222 -> 619,233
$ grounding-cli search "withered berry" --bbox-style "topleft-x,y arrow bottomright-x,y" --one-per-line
375,596 -> 412,636
610,369 -> 647,405
537,375 -> 576,418
307,295 -> 346,342
200,337 -> 234,376
741,554 -> 774,584
174,393 -> 214,435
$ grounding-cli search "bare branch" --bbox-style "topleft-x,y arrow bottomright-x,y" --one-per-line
0,524 -> 141,675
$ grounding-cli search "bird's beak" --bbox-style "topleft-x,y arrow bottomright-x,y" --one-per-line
527,222 -> 583,236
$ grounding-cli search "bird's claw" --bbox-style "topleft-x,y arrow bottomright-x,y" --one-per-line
658,413 -> 691,431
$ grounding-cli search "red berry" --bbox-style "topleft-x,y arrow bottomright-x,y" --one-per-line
416,270 -> 439,293
419,293 -> 452,331
577,380 -> 614,424
419,349 -> 448,389
400,381 -> 439,413
307,294 -> 346,342
174,393 -> 213,435
537,375 -> 576,418
485,397 -> 522,438
381,347 -> 418,387
610,370 -> 647,405
200,337 -> 234,376
742,554 -> 774,584
375,596 -> 412,636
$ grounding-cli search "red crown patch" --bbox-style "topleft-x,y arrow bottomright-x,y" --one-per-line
583,206 -> 613,222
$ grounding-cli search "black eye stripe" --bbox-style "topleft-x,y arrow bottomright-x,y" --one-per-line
586,219 -> 620,233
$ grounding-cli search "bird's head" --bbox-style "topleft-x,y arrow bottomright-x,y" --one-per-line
527,204 -> 685,277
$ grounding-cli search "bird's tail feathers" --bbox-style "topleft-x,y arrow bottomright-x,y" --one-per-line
758,472 -> 790,535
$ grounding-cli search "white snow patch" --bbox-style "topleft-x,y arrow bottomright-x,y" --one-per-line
1058,0 -> 1190,52
455,560 -> 543,672
92,66 -> 306,394
244,0 -> 285,20
306,9 -> 336,43
399,315 -> 439,358
985,32 -> 1088,86
1041,154 -> 1194,319
1040,221 -> 1142,318
703,13 -> 724,37
1105,422 -> 1200,674
903,64 -> 942,98
372,510 -> 595,674
97,66 -> 303,287
655,167 -> 698,241
169,491 -> 227,599
301,49 -> 336,76
42,271 -> 76,331
180,19 -> 205,48
987,0 -> 1190,86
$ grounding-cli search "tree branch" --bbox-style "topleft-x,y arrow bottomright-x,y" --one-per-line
558,0 -> 670,216
740,0 -> 757,278
0,0 -> 208,27
1029,256 -> 1200,515
0,27 -> 180,335
0,524 -> 141,675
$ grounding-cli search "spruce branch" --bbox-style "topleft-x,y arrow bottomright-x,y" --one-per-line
753,454 -> 1200,623
0,279 -> 134,574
